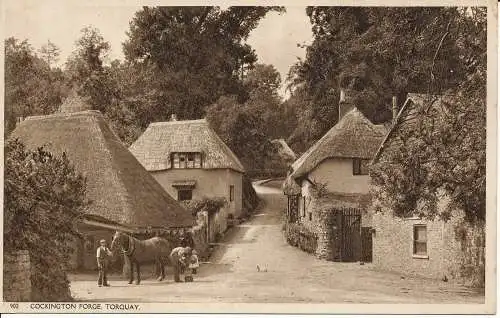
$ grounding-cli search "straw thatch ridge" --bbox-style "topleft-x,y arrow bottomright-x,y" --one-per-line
129,119 -> 245,173
290,108 -> 388,179
57,89 -> 93,114
11,110 -> 194,230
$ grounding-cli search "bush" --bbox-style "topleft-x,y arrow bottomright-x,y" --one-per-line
4,139 -> 87,301
284,223 -> 318,254
242,175 -> 259,216
183,197 -> 227,216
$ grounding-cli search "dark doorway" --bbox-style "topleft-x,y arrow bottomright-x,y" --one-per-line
361,226 -> 373,262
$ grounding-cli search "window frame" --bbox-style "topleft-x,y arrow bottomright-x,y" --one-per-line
353,158 -> 370,175
412,224 -> 428,258
177,189 -> 193,201
229,185 -> 235,202
171,152 -> 203,169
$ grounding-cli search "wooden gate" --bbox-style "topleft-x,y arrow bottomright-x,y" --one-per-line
333,207 -> 362,262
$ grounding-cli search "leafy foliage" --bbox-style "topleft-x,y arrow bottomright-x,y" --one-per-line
287,7 -> 483,153
122,6 -> 284,121
284,222 -> 318,254
4,37 -> 69,137
4,139 -> 87,301
183,197 -> 228,216
370,7 -> 486,222
206,63 -> 291,178
65,26 -> 117,113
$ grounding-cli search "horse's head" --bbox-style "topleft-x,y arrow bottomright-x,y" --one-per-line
111,231 -> 126,251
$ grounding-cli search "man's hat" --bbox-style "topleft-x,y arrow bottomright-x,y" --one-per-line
100,239 -> 106,244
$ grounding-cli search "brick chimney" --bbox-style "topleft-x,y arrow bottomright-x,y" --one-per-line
170,114 -> 178,121
339,88 -> 355,120
392,96 -> 398,124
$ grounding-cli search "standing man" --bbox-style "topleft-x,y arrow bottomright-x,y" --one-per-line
97,239 -> 112,287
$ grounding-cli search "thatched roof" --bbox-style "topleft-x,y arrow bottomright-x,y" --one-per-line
129,119 -> 245,173
271,138 -> 297,161
289,108 -> 388,179
10,109 -> 194,230
372,93 -> 452,163
282,176 -> 301,195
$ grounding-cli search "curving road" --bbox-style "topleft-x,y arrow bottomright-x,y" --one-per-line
70,180 -> 484,303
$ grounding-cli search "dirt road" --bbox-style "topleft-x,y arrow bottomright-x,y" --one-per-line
70,182 -> 484,303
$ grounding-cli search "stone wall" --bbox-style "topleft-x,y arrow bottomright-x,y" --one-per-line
4,250 -> 32,301
371,192 -> 485,286
297,193 -> 366,261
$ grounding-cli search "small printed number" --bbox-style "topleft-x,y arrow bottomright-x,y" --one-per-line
10,303 -> 19,309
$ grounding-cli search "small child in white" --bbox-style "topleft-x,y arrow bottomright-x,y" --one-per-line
184,249 -> 200,282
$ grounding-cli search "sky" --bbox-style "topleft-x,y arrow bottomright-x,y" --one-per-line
4,2 -> 313,96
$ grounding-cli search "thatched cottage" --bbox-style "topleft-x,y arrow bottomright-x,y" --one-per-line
370,93 -> 485,285
10,94 -> 195,270
283,89 -> 388,262
129,117 -> 245,242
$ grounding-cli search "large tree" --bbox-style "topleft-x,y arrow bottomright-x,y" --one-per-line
287,7 -> 476,152
4,38 -> 68,136
122,6 -> 284,121
370,7 -> 486,222
65,26 -> 117,113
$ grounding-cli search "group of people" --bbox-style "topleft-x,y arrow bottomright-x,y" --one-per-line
96,239 -> 199,287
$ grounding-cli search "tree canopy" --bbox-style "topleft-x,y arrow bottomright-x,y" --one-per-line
286,7 -> 482,153
4,37 -> 68,136
369,7 -> 486,222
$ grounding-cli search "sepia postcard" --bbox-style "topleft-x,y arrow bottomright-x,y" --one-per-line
0,0 -> 497,314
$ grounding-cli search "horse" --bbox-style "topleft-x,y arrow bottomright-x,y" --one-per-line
110,231 -> 173,285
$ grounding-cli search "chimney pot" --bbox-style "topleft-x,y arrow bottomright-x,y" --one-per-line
338,88 -> 355,121
339,89 -> 346,103
392,96 -> 398,124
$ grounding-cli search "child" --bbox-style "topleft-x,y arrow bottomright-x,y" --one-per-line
184,249 -> 200,282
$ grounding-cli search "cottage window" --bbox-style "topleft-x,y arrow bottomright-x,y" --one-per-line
172,152 -> 202,169
187,153 -> 195,168
353,158 -> 369,175
413,225 -> 427,257
229,185 -> 235,202
177,189 -> 192,201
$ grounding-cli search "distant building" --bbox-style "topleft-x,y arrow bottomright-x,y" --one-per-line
283,89 -> 388,261
271,138 -> 297,166
370,93 -> 485,284
10,92 -> 195,270
129,118 -> 245,242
